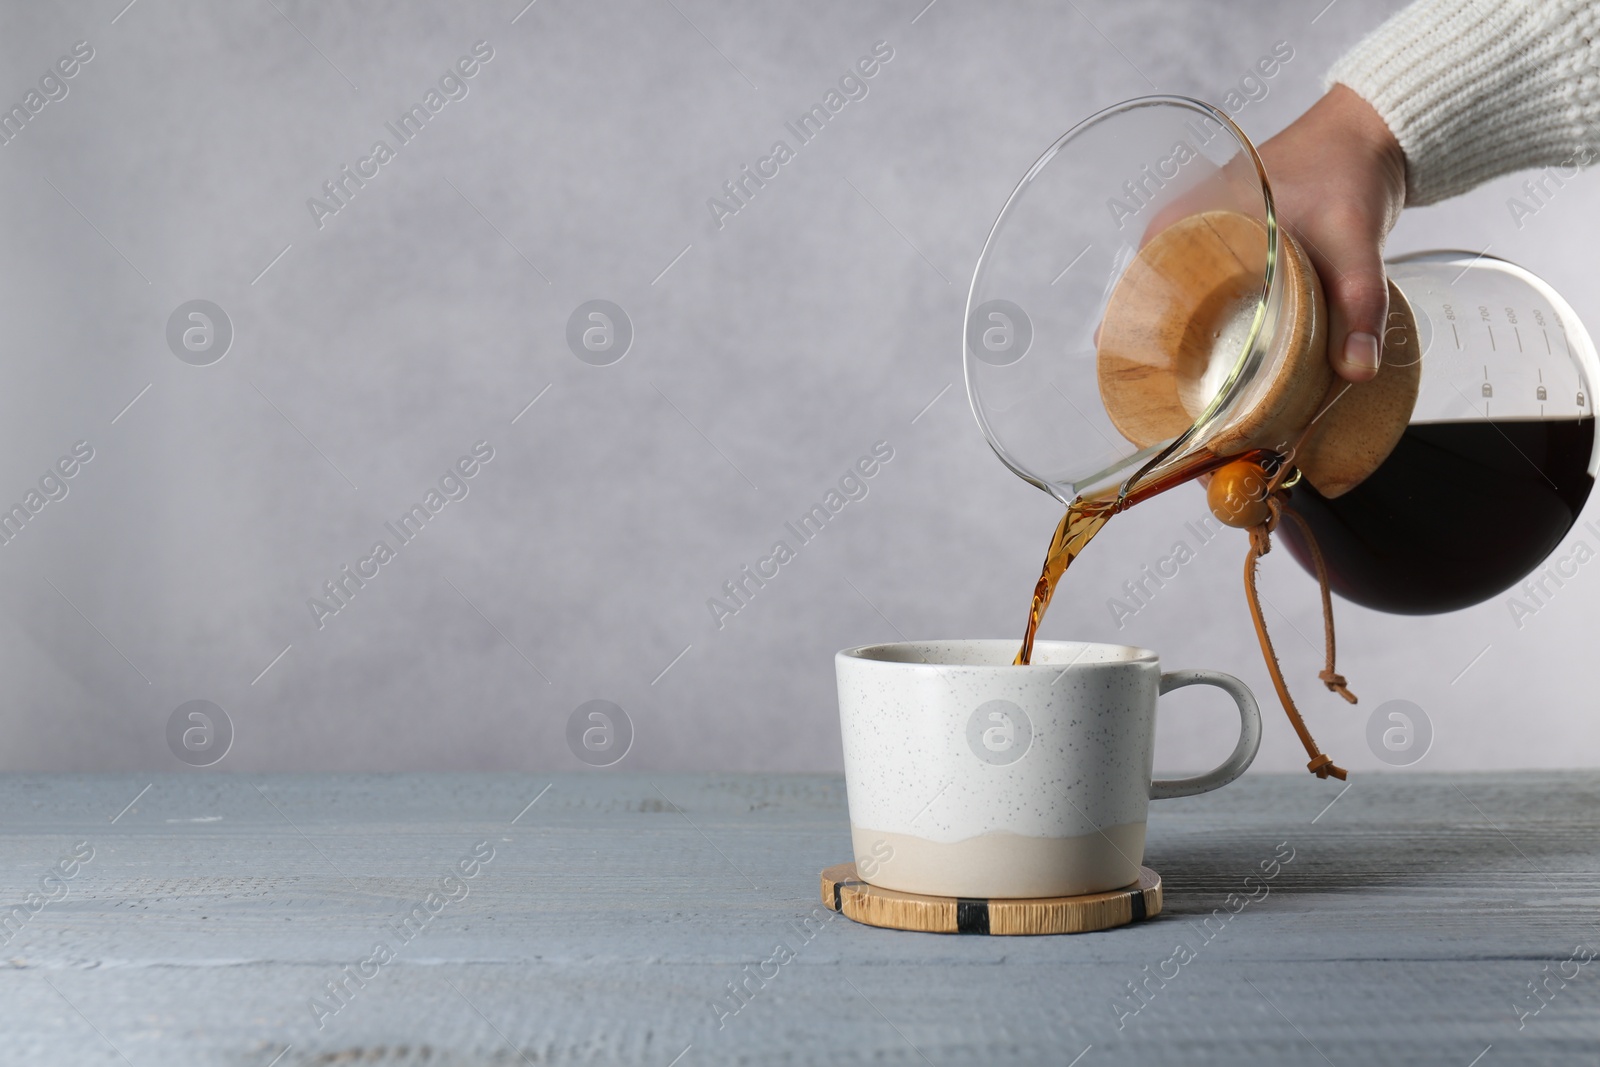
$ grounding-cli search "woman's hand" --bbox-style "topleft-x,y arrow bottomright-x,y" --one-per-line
1256,85 -> 1407,383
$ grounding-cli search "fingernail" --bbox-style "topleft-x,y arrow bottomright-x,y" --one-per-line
1343,332 -> 1380,374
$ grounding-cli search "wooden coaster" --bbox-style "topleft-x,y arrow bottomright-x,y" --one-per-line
820,863 -> 1161,936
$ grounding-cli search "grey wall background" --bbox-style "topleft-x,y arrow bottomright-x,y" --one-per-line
2,0 -> 1596,775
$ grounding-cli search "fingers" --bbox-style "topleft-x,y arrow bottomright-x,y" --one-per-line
1299,219 -> 1388,383
1255,85 -> 1406,385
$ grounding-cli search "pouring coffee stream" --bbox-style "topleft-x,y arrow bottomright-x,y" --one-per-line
969,96 -> 1599,778
1014,437 -> 1355,779
1013,445 -> 1279,666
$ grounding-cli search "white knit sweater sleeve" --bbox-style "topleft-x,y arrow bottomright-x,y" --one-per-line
1326,0 -> 1600,205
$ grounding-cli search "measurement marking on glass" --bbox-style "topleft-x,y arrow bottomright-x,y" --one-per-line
1487,324 -> 1496,351
1452,382 -> 1559,490
1451,323 -> 1461,349
1513,326 -> 1522,352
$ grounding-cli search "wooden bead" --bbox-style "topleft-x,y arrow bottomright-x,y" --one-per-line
1208,459 -> 1272,528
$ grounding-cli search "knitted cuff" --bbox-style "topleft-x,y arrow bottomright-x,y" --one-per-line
1326,0 -> 1600,206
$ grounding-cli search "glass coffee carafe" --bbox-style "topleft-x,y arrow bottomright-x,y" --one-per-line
964,95 -> 1598,615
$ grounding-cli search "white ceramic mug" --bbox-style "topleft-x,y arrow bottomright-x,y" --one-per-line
836,639 -> 1261,899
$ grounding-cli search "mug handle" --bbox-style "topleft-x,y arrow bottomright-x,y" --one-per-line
1150,669 -> 1262,800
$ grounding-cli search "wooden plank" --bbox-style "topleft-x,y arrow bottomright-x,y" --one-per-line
0,772 -> 1596,1064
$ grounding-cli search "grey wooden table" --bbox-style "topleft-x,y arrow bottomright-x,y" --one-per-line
1,772 -> 1597,1066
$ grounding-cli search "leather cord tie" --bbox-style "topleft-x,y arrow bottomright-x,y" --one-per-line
1241,471 -> 1352,781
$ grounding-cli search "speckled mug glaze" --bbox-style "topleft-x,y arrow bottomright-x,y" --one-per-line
836,640 -> 1261,898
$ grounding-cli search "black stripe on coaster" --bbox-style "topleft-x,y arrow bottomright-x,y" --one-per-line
833,880 -> 863,913
956,898 -> 990,935
1128,889 -> 1147,922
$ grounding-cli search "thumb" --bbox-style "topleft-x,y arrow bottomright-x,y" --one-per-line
1302,224 -> 1388,383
